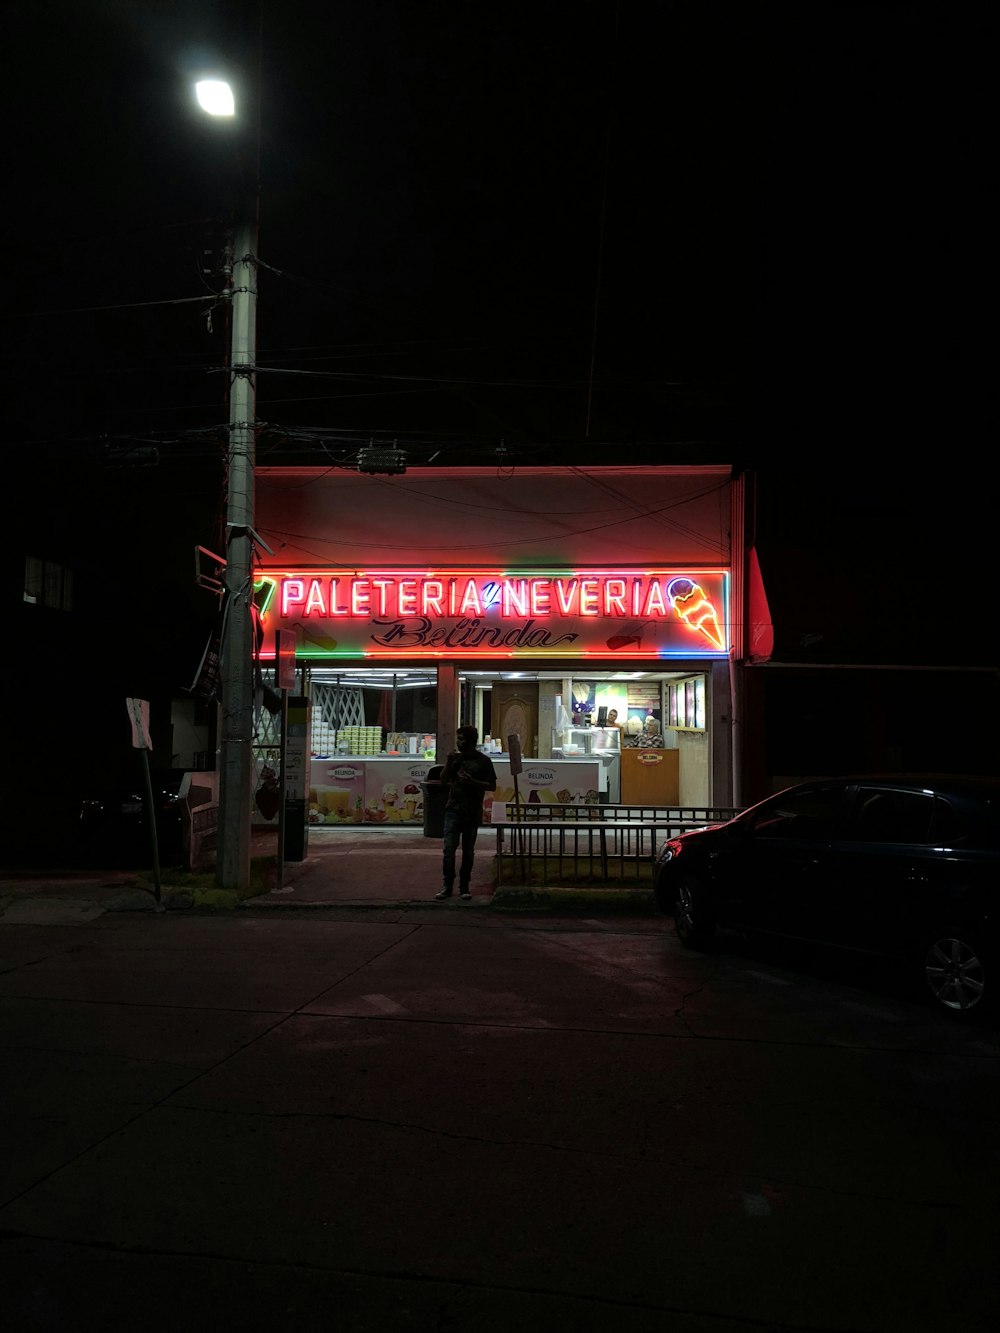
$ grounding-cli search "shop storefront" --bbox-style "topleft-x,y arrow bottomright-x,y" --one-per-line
250,465 -> 746,825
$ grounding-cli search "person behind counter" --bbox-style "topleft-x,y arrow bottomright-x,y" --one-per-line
434,724 -> 497,901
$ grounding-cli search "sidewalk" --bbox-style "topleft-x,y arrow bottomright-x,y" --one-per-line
257,826 -> 494,909
0,828 -> 466,917
0,825 -> 656,919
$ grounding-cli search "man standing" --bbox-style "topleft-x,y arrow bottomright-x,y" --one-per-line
435,725 -> 498,900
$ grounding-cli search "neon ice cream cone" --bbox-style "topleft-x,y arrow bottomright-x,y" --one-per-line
666,578 -> 726,651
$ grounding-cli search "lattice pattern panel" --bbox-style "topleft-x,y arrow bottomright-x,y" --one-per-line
250,679 -> 366,751
253,669 -> 281,750
312,683 -> 366,728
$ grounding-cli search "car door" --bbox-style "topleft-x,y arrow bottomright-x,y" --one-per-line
706,782 -> 847,936
821,784 -> 942,955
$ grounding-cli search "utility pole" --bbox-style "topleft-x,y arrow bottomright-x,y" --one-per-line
216,217 -> 258,891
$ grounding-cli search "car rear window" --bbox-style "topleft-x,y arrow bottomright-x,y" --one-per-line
850,789 -> 936,843
938,792 -> 1000,850
930,796 -> 969,845
850,789 -> 980,844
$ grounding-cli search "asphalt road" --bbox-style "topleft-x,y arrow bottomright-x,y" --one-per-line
2,907 -> 998,1331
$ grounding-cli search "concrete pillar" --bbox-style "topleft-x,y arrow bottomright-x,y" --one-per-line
436,664 -> 459,762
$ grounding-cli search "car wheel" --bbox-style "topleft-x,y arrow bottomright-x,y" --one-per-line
923,931 -> 988,1017
673,876 -> 716,950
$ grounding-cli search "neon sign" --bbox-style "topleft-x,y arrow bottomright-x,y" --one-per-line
255,567 -> 730,660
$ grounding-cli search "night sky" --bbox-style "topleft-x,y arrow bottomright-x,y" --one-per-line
4,1 -> 994,684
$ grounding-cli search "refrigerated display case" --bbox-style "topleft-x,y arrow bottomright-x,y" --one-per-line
551,727 -> 620,802
486,758 -> 603,822
551,726 -> 620,755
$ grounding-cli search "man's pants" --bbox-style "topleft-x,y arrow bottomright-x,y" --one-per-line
442,809 -> 479,889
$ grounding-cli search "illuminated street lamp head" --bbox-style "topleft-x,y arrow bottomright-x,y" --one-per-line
195,79 -> 235,116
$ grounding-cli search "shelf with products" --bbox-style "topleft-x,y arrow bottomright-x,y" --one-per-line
308,724 -> 436,759
665,676 -> 706,731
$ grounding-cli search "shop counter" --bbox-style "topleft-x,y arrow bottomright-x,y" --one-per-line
309,755 -> 604,827
254,754 -> 606,828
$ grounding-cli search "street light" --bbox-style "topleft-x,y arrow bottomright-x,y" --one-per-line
196,76 -> 258,891
195,80 -> 236,117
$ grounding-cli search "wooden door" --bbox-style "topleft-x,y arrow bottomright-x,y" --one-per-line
492,682 -> 539,758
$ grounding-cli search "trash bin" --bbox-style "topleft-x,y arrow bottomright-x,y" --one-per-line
420,766 -> 447,839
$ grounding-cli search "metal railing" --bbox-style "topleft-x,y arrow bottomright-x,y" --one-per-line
493,803 -> 741,887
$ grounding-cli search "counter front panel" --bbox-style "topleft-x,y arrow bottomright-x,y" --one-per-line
486,758 -> 602,822
254,755 -> 605,828
308,758 -> 433,825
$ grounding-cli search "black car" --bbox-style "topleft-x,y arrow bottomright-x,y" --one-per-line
653,775 -> 1000,1019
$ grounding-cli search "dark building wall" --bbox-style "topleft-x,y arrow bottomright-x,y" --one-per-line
742,666 -> 1000,803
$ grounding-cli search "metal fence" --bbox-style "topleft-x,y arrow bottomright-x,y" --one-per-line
493,803 -> 741,887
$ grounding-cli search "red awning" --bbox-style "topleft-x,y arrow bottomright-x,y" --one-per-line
748,546 -> 774,663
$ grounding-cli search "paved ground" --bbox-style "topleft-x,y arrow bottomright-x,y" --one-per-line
2,888 -> 999,1331
0,825 -> 646,922
265,826 -> 499,907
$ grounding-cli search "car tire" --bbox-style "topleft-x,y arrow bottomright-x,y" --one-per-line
673,876 -> 716,950
922,929 -> 989,1018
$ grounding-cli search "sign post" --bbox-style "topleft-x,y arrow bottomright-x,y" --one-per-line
507,733 -> 525,881
274,630 -> 297,890
125,698 -> 161,905
283,696 -> 310,864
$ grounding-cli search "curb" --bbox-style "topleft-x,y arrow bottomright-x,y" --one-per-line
489,886 -> 655,914
1,877 -> 656,919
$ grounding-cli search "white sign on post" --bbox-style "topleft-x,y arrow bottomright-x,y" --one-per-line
276,629 -> 296,692
125,697 -> 161,901
507,733 -> 522,774
126,698 -> 152,750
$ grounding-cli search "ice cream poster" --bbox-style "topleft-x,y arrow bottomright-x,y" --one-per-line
308,762 -> 366,825
363,761 -> 432,824
253,568 -> 730,661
